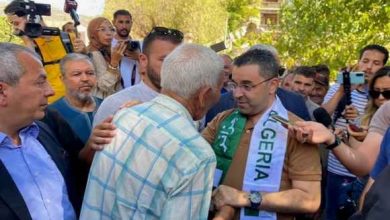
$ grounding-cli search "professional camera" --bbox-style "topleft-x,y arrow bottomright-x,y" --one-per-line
126,40 -> 141,52
7,0 -> 60,38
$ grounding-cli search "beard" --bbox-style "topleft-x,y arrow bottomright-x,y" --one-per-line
116,29 -> 130,38
70,90 -> 94,103
146,64 -> 161,90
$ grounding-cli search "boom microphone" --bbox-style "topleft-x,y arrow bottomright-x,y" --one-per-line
64,0 -> 80,26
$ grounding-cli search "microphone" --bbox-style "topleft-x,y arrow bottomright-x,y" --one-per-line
313,107 -> 333,129
64,0 -> 80,26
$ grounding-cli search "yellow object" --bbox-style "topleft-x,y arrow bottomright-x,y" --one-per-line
33,35 -> 69,103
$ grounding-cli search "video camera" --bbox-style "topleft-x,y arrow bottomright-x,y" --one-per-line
20,1 -> 61,38
126,40 -> 141,52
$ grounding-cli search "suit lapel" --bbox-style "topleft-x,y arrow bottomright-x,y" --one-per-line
36,121 -> 67,176
0,162 -> 32,220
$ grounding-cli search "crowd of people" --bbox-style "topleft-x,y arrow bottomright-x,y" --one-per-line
1,0 -> 390,220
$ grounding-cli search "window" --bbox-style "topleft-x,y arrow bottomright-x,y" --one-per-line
261,13 -> 278,25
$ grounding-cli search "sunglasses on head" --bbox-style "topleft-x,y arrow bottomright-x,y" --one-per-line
369,90 -> 390,99
147,26 -> 184,41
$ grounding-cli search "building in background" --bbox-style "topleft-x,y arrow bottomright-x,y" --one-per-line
260,0 -> 282,30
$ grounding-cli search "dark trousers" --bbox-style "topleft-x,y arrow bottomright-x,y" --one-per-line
325,171 -> 358,220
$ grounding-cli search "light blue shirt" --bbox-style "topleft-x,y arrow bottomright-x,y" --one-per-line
0,124 -> 76,220
81,94 -> 216,220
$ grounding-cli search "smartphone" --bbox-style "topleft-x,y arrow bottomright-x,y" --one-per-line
271,114 -> 293,127
337,72 -> 365,85
348,124 -> 364,132
126,40 -> 141,52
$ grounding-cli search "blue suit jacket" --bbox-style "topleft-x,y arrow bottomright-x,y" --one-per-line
206,88 -> 311,124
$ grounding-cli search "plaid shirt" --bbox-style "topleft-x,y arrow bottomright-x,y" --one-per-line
81,95 -> 216,220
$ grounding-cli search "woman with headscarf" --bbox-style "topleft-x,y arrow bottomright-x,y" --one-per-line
87,17 -> 126,99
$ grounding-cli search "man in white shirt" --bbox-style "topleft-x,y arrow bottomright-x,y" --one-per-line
94,27 -> 184,126
112,9 -> 141,88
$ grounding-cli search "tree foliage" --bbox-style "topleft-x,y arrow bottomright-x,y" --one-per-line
103,0 -> 228,44
225,0 -> 390,78
223,0 -> 262,32
277,0 -> 390,72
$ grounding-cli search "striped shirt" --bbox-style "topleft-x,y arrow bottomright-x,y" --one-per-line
324,83 -> 368,177
81,94 -> 216,220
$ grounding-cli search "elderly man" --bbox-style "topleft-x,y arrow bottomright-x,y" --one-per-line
49,53 -> 102,144
81,44 -> 224,219
205,49 -> 321,220
310,64 -> 330,105
0,43 -> 77,219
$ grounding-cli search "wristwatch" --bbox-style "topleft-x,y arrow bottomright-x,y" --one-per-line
248,191 -> 262,209
326,134 -> 341,150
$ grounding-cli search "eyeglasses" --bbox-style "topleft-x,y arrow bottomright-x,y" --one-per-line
369,90 -> 390,99
96,27 -> 115,34
231,77 -> 275,92
147,26 -> 184,41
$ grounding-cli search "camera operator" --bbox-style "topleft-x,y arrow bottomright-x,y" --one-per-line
112,9 -> 141,88
321,44 -> 388,220
4,0 -> 87,103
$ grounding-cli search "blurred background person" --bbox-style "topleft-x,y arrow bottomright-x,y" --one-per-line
49,53 -> 102,144
112,9 -> 141,88
87,17 -> 125,99
349,66 -> 390,142
310,64 -> 330,105
62,21 -> 76,34
289,66 -> 319,120
220,54 -> 234,93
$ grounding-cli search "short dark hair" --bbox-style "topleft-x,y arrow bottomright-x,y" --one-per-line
313,64 -> 330,76
4,0 -> 26,16
113,9 -> 132,20
293,66 -> 316,79
142,27 -> 183,56
61,22 -> 73,32
369,66 -> 390,94
359,44 -> 389,65
233,49 -> 279,79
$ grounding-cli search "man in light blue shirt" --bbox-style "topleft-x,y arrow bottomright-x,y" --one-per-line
0,43 -> 77,219
81,43 -> 224,219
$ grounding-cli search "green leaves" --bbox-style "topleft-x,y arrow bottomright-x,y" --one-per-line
103,0 -> 228,44
276,0 -> 390,77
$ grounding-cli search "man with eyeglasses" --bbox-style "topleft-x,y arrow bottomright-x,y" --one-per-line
205,44 -> 311,125
204,49 -> 321,220
112,9 -> 141,88
93,26 -> 184,126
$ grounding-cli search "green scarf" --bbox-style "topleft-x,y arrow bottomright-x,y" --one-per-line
212,110 -> 247,185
